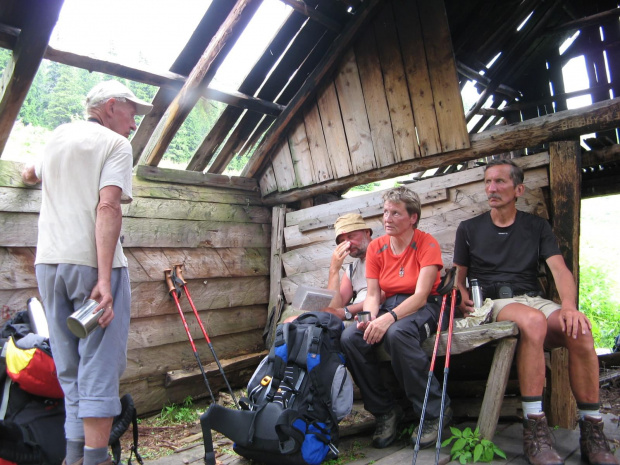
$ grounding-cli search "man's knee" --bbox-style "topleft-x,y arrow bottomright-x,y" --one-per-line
340,325 -> 359,350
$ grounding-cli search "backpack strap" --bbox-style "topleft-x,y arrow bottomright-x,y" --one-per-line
0,377 -> 11,420
265,324 -> 291,401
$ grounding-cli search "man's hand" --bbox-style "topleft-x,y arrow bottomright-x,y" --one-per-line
89,280 -> 114,328
558,306 -> 591,339
21,164 -> 40,186
330,241 -> 351,269
322,307 -> 346,320
458,294 -> 475,317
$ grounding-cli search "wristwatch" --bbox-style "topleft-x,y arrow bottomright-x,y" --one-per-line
344,307 -> 353,320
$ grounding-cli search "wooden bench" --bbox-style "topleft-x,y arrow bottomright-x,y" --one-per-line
379,320 -> 519,440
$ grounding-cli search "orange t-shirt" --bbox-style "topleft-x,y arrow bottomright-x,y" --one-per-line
366,229 -> 443,298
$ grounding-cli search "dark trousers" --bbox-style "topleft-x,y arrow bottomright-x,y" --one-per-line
340,300 -> 449,419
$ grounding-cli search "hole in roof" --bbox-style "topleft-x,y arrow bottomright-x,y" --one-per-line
211,0 -> 292,93
516,11 -> 534,31
50,0 -> 211,71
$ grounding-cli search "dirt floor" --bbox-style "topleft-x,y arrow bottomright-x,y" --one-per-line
119,381 -> 620,463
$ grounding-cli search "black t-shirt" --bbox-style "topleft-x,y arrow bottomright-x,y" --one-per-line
453,210 -> 562,294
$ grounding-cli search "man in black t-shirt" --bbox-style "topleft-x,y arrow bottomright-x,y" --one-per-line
453,159 -> 616,465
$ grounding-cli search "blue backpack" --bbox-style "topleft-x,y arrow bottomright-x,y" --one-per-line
201,311 -> 353,465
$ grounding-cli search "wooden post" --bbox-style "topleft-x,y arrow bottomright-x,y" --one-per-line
547,140 -> 580,429
264,205 -> 286,349
477,337 -> 518,439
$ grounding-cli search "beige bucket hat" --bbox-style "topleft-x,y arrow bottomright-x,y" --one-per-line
334,213 -> 372,244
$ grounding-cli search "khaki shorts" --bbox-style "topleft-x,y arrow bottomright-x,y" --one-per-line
491,294 -> 561,321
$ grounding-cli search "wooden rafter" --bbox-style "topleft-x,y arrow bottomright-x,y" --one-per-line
241,0 -> 386,178
142,0 -> 262,167
0,0 -> 64,156
131,0 -> 236,165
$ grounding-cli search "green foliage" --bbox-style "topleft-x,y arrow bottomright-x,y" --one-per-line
441,427 -> 506,464
155,396 -> 202,426
350,182 -> 380,192
579,264 -> 620,349
322,440 -> 366,465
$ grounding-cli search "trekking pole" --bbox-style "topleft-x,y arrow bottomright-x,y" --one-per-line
412,288 -> 449,465
434,272 -> 459,465
164,269 -> 216,404
173,265 -> 240,409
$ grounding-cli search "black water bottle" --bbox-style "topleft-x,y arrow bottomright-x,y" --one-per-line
470,279 -> 483,309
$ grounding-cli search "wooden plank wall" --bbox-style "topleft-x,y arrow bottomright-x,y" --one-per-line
259,0 -> 469,196
280,153 -> 550,303
0,160 -> 271,415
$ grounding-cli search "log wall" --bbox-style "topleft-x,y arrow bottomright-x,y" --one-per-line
0,159 -> 270,415
259,0 -> 470,196
280,153 -> 550,303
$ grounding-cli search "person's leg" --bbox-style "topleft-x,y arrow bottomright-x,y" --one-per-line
383,305 -> 445,419
544,308 -> 617,465
36,264 -> 84,462
494,300 -> 562,465
341,324 -> 401,448
74,267 -> 131,465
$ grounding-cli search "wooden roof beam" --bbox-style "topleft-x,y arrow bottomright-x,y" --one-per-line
131,0 -> 236,165
260,96 -> 620,205
241,0 -> 386,178
547,7 -> 620,35
142,0 -> 262,167
279,0 -> 343,32
0,0 -> 63,156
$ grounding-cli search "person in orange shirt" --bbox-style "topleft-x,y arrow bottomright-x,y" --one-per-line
341,186 -> 449,450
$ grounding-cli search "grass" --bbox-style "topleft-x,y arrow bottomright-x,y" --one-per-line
579,194 -> 620,349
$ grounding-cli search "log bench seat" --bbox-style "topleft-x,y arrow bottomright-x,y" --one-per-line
379,320 -> 519,440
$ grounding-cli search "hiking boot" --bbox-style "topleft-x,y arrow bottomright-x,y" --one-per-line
579,415 -> 619,465
411,406 -> 453,449
372,404 -> 404,449
522,413 -> 564,465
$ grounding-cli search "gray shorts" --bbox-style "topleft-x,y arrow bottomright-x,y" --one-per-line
491,294 -> 561,321
36,263 -> 131,440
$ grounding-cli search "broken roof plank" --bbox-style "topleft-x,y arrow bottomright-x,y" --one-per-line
206,13 -> 336,174
279,0 -> 343,32
142,0 -> 262,167
0,0 -> 63,156
241,0 -> 387,179
132,0 -> 236,165
186,10 -> 308,172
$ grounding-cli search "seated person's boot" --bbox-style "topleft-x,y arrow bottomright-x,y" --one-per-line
523,413 -> 564,465
579,415 -> 619,465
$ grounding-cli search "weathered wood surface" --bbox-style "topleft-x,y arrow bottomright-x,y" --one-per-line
261,96 -> 620,205
0,159 -> 271,414
256,0 -> 471,195
548,141 -> 580,429
420,321 -> 519,357
266,206 -> 286,349
280,155 -> 550,302
477,337 -> 518,439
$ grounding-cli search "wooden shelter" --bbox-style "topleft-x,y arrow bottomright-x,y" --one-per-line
1,0 -> 619,431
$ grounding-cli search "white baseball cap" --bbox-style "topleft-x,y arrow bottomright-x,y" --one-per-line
86,80 -> 153,115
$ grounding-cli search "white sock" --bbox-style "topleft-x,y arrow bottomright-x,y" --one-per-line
522,400 -> 543,418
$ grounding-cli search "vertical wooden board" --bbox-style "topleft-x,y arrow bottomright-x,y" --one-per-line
271,142 -> 297,192
373,1 -> 419,161
334,48 -> 376,174
393,0 -> 442,156
303,103 -> 334,183
354,29 -> 397,168
316,82 -> 353,178
417,0 -> 469,152
288,117 -> 316,187
259,164 -> 278,196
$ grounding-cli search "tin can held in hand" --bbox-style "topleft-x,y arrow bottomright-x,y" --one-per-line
357,311 -> 371,323
67,300 -> 104,338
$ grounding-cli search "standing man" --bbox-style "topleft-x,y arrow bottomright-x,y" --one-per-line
22,80 -> 152,465
453,159 -> 617,465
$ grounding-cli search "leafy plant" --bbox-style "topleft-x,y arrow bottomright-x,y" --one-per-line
156,396 -> 201,426
441,426 -> 506,464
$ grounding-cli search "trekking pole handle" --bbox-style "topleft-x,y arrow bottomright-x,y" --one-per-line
174,264 -> 187,285
164,269 -> 176,296
452,267 -> 459,290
